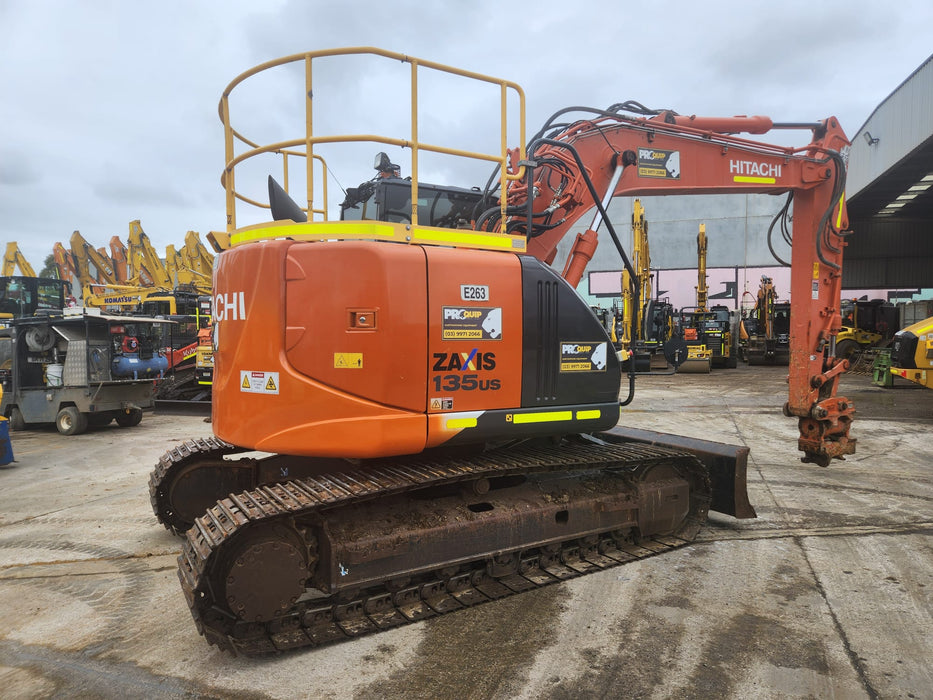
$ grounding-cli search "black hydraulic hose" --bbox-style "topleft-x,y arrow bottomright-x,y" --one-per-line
526,138 -> 641,408
505,218 -> 567,235
528,103 -> 667,150
525,158 -> 535,247
479,102 -> 667,222
820,152 -> 847,255
532,138 -> 641,347
474,206 -> 500,231
815,152 -> 847,271
767,193 -> 793,267
619,364 -> 636,406
531,138 -> 636,282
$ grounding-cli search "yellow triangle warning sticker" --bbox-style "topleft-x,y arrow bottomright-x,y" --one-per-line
430,399 -> 441,410
265,376 -> 277,392
242,375 -> 251,389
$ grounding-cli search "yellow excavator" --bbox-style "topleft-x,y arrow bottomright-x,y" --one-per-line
836,298 -> 897,361
677,224 -> 737,372
889,315 -> 933,389
618,200 -> 674,370
677,225 -> 713,372
743,276 -> 790,365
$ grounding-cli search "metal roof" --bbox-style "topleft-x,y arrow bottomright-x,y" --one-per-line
844,54 -> 933,290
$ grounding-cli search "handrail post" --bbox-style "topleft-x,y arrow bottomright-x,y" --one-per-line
500,82 -> 508,233
305,55 -> 314,221
221,95 -> 236,232
410,59 -> 419,228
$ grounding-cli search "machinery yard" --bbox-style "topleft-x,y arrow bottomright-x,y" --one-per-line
1,365 -> 930,700
0,32 -> 931,700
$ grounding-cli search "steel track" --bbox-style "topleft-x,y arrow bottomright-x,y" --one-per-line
169,439 -> 710,655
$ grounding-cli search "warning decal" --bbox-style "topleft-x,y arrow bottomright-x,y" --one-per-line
429,397 -> 455,411
637,148 -> 680,179
442,307 -> 502,340
559,342 -> 608,372
240,370 -> 280,394
334,353 -> 363,369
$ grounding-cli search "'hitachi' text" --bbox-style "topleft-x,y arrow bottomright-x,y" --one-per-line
729,160 -> 782,178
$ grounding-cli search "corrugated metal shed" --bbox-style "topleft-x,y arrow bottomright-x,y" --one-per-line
845,54 -> 933,290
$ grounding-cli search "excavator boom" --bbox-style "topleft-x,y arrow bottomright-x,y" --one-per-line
127,220 -> 173,288
506,111 -> 852,465
2,243 -> 36,277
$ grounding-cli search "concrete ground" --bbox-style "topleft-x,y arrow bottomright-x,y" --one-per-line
0,365 -> 931,700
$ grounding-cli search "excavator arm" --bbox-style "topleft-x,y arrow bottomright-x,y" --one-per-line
696,224 -> 708,312
619,199 -> 652,348
52,242 -> 78,285
110,236 -> 129,282
492,110 -> 852,466
2,243 -> 36,277
127,220 -> 173,288
182,230 -> 215,278
69,230 -> 119,287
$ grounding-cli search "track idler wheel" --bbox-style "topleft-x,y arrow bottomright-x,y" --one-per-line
223,524 -> 313,622
161,460 -> 256,534
635,462 -> 706,539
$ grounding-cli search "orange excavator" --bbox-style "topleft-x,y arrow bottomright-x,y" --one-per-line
149,49 -> 853,656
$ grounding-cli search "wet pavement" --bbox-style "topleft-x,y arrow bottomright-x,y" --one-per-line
0,365 -> 930,699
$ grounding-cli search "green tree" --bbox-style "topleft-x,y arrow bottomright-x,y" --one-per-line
39,253 -> 59,278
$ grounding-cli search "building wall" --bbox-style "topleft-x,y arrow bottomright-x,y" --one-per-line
555,193 -> 792,307
554,195 -> 908,311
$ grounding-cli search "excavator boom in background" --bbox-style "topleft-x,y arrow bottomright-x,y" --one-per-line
69,230 -> 118,290
2,243 -> 37,277
744,276 -> 791,365
617,200 -> 675,371
148,48 -> 853,656
127,219 -> 173,289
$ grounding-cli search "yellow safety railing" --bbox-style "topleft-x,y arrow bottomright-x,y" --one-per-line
218,47 -> 527,238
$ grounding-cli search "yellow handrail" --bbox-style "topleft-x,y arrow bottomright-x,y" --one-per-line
218,47 -> 526,234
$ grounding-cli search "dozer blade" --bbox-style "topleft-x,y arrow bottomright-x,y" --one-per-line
600,426 -> 756,519
676,357 -> 712,373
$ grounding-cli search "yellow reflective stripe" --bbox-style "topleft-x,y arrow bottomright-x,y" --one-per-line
836,193 -> 845,228
231,221 -> 398,245
229,220 -> 527,252
512,410 -> 573,424
445,417 -> 477,429
733,175 -> 776,184
575,409 -> 601,420
411,228 -> 524,251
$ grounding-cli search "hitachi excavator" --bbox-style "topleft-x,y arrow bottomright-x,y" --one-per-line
149,48 -> 854,656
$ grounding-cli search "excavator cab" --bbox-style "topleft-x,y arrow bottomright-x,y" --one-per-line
338,152 -> 487,228
0,277 -> 68,323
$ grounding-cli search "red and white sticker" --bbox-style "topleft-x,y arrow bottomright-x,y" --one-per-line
240,370 -> 279,394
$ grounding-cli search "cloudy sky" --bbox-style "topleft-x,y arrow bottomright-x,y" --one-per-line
1,0 -> 931,271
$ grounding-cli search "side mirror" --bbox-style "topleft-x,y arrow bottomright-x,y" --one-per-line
268,176 -> 308,223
